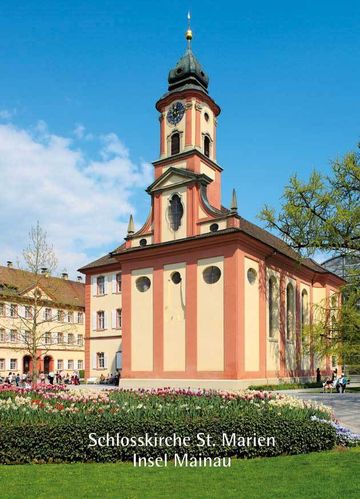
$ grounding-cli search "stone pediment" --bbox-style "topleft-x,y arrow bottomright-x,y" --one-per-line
146,167 -> 211,194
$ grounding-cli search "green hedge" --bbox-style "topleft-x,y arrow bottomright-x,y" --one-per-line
0,412 -> 336,464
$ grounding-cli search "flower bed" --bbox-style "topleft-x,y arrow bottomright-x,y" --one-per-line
0,386 -> 347,464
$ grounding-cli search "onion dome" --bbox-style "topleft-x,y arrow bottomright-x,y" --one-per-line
167,14 -> 209,93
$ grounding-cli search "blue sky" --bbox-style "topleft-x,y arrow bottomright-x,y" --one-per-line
0,1 -> 359,274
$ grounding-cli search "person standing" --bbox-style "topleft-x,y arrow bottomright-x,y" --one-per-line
316,368 -> 321,383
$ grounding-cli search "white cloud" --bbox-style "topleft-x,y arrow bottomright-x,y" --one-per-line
0,122 -> 152,277
0,109 -> 16,120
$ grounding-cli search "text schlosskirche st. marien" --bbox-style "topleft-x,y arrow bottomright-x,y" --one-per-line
88,432 -> 276,467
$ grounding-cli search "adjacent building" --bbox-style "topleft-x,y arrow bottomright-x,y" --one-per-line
0,263 -> 85,377
79,28 -> 344,388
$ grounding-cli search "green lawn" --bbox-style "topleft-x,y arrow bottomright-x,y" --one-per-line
0,448 -> 359,499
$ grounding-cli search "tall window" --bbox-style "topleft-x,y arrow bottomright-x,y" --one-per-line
23,331 -> 31,344
44,308 -> 52,320
97,352 -> 105,369
10,304 -> 17,317
10,359 -> 17,370
77,360 -> 84,370
57,332 -> 64,344
168,194 -> 184,231
204,135 -> 210,157
77,312 -> 84,324
116,272 -> 122,293
0,329 -> 5,342
0,303 -> 4,316
25,306 -> 33,319
44,332 -> 51,345
97,276 -> 105,295
116,308 -> 122,329
77,334 -> 84,346
57,359 -> 63,370
10,330 -> 17,343
67,360 -> 74,370
268,277 -> 277,338
171,132 -> 180,155
0,359 -> 5,370
286,283 -> 295,340
68,333 -> 75,345
97,311 -> 105,330
301,289 -> 308,339
57,310 -> 64,322
67,312 -> 74,323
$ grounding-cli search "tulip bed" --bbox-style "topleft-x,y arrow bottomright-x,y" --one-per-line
0,384 -> 352,464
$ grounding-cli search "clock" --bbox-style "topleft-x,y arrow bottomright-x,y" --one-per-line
167,101 -> 185,125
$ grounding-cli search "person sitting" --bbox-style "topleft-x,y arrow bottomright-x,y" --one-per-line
99,374 -> 105,384
323,378 -> 333,392
339,374 -> 348,393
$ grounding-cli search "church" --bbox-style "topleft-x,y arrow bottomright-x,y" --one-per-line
79,25 -> 343,388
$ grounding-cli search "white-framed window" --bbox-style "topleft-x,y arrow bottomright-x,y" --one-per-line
0,329 -> 5,342
23,330 -> 31,344
25,306 -> 33,319
0,303 -> 4,317
57,332 -> 64,344
10,304 -> 17,318
67,359 -> 74,370
116,308 -> 122,329
97,311 -> 105,330
67,312 -> 74,323
0,358 -> 5,370
57,359 -> 63,370
77,312 -> 84,324
57,310 -> 64,322
10,330 -> 17,343
97,276 -> 105,295
68,333 -> 75,345
97,352 -> 105,369
10,359 -> 17,370
44,308 -> 52,320
116,272 -> 122,293
77,359 -> 83,370
44,332 -> 51,345
77,334 -> 83,346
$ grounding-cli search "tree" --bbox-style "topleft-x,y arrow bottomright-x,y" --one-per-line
1,223 -> 73,383
259,150 -> 360,257
259,148 -> 360,367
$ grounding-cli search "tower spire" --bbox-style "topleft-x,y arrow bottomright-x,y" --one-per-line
185,11 -> 193,49
127,214 -> 135,236
230,189 -> 238,214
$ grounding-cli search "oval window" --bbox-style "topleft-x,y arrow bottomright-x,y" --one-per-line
203,266 -> 221,284
171,271 -> 182,284
136,276 -> 151,292
168,194 -> 183,231
247,268 -> 257,285
210,223 -> 219,233
139,238 -> 147,247
204,112 -> 209,122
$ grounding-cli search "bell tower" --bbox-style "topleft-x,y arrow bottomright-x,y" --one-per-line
153,15 -> 222,209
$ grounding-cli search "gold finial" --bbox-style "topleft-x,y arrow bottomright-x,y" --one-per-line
185,11 -> 192,45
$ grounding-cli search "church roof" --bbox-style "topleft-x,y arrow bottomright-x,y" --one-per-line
167,46 -> 209,94
78,218 -> 341,280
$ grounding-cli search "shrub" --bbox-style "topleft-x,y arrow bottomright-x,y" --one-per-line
0,387 -> 337,464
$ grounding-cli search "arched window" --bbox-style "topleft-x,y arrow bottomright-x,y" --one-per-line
204,135 -> 210,158
168,194 -> 183,231
301,290 -> 308,330
268,277 -> 276,338
286,283 -> 295,340
171,133 -> 180,155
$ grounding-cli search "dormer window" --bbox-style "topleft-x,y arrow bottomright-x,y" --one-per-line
168,194 -> 183,231
204,135 -> 210,158
171,133 -> 180,155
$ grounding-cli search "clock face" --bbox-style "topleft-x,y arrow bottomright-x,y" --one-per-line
167,101 -> 185,125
